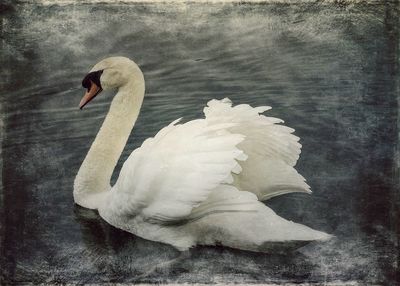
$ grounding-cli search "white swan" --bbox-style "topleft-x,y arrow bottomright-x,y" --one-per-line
74,56 -> 331,252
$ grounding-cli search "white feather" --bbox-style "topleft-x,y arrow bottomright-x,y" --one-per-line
204,98 -> 310,200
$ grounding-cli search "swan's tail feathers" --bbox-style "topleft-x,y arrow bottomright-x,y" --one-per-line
204,98 -> 310,200
197,201 -> 332,253
189,186 -> 331,253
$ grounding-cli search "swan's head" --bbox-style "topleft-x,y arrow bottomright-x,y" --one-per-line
79,56 -> 141,109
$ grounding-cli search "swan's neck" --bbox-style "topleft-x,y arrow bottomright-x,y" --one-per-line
74,73 -> 145,209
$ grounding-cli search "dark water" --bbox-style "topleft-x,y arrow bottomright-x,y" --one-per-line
1,1 -> 398,284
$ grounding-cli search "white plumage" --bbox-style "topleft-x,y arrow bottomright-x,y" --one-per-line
74,57 -> 331,252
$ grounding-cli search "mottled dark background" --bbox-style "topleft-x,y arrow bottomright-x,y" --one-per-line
0,1 -> 398,285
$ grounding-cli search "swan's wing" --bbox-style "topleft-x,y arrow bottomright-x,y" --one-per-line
204,98 -> 310,201
110,118 -> 247,223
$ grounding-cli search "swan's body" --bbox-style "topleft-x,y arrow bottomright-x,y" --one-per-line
74,57 -> 330,252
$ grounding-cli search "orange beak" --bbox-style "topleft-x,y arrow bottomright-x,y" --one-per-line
79,81 -> 102,109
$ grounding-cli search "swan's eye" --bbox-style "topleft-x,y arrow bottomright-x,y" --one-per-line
82,75 -> 92,89
82,70 -> 103,90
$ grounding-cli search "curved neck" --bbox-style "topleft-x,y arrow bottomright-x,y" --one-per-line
74,72 -> 145,209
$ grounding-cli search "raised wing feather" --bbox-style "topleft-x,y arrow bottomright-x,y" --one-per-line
204,98 -> 311,200
110,118 -> 247,223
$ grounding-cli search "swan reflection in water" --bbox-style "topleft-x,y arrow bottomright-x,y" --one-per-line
73,204 -> 315,281
73,56 -> 330,256
73,205 -> 188,280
